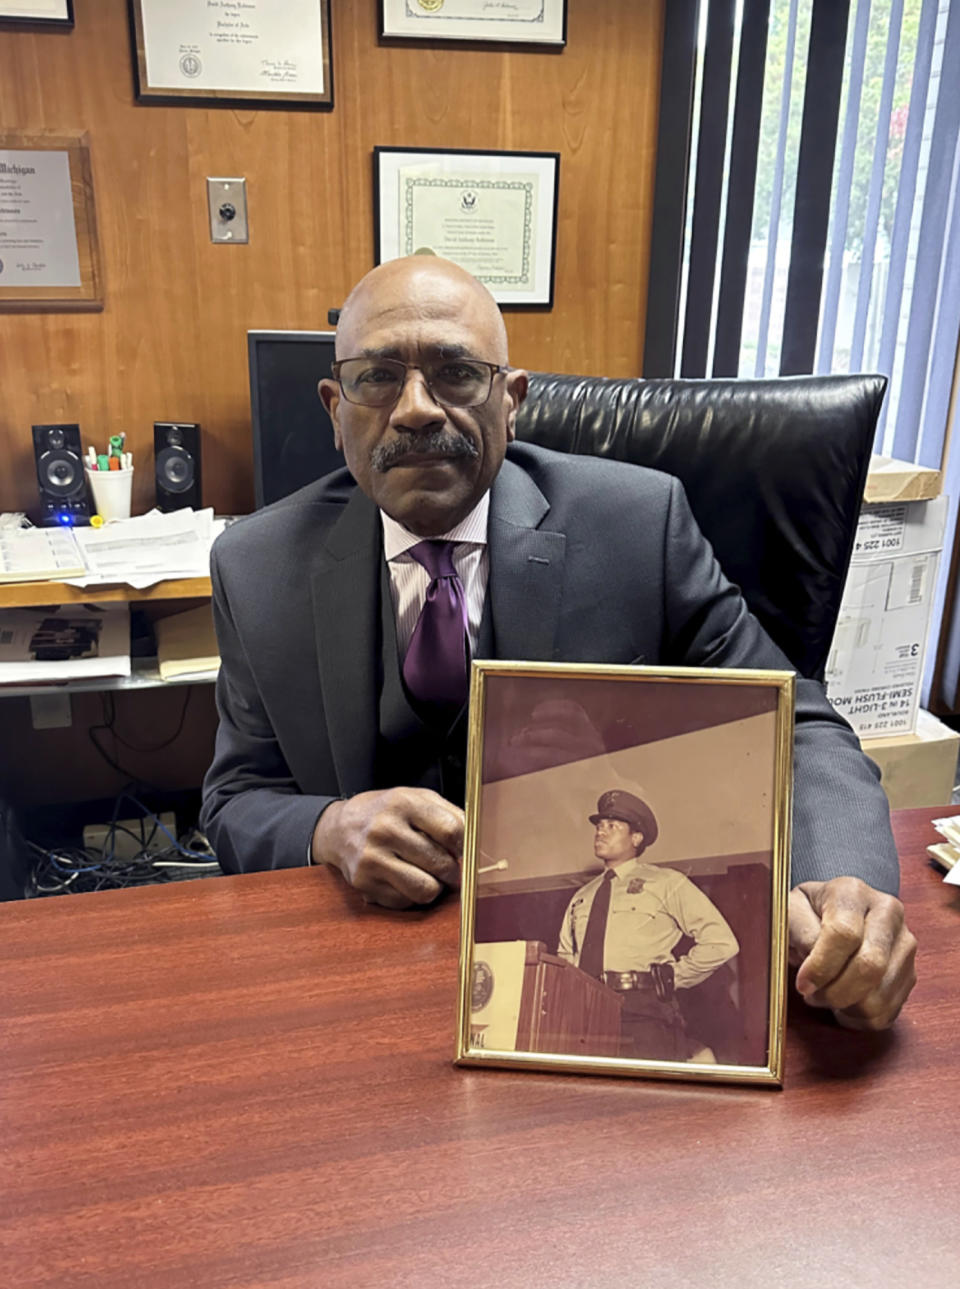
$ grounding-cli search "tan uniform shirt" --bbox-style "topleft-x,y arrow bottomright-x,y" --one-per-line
557,857 -> 739,989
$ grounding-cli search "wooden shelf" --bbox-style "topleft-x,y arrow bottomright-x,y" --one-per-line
0,577 -> 212,610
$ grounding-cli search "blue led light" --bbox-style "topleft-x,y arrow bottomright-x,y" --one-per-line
57,512 -> 73,526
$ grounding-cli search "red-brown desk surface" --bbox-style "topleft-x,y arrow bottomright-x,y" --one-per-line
1,808 -> 958,1289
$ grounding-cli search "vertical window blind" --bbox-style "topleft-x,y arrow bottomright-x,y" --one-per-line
645,0 -> 960,707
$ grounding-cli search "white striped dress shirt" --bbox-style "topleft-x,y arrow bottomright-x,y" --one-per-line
308,495 -> 490,864
380,492 -> 490,658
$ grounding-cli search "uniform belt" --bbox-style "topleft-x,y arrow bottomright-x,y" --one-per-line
601,970 -> 655,992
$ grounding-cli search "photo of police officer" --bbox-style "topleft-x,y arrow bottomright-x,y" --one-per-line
468,667 -> 786,1078
557,789 -> 740,1063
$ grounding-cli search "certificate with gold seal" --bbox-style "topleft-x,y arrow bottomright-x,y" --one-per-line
379,0 -> 566,45
375,147 -> 559,307
129,0 -> 333,108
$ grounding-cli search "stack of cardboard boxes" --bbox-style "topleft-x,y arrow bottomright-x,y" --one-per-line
825,456 -> 958,808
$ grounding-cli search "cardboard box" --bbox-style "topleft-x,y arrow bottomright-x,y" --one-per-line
862,709 -> 960,810
864,455 -> 942,503
825,475 -> 947,739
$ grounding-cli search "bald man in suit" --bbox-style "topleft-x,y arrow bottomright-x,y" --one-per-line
200,255 -> 916,1031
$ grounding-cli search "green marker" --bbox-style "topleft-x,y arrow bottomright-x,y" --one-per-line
97,454 -> 110,471
109,434 -> 124,457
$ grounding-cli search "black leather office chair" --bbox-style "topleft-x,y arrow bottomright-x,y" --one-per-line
516,373 -> 886,681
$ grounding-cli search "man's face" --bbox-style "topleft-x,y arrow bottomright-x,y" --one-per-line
594,817 -> 642,867
319,260 -> 528,537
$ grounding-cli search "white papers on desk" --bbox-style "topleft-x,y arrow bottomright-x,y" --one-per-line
0,526 -> 86,583
928,816 -> 960,886
0,605 -> 130,684
64,508 -> 223,589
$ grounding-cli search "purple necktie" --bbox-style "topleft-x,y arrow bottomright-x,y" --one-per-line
402,540 -> 469,710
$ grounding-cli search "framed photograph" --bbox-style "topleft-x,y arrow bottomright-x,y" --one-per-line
374,146 -> 559,307
379,0 -> 566,45
457,662 -> 794,1086
0,131 -> 102,312
128,0 -> 333,110
0,0 -> 73,26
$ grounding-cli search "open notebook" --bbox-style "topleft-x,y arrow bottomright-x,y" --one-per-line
0,527 -> 86,583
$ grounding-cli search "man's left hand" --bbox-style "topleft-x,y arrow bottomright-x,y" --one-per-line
788,877 -> 917,1030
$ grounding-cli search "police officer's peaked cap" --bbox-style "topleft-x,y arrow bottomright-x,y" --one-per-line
588,789 -> 658,847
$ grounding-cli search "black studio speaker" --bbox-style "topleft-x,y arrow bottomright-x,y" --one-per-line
154,422 -> 202,511
32,423 -> 91,526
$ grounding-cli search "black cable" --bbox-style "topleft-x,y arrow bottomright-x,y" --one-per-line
25,788 -> 218,897
106,687 -> 194,753
86,687 -> 192,782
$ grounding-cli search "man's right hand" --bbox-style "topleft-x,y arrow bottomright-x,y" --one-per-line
311,787 -> 464,909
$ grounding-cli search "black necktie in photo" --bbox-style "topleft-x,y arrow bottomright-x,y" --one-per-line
578,869 -> 615,979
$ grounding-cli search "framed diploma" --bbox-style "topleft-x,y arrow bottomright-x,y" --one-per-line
0,132 -> 102,312
128,0 -> 333,109
0,1 -> 73,25
456,661 -> 794,1086
379,0 -> 566,46
374,146 -> 560,307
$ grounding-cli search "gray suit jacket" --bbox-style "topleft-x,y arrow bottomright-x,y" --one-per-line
200,443 -> 899,892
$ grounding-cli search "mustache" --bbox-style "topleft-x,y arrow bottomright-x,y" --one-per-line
371,429 -> 479,473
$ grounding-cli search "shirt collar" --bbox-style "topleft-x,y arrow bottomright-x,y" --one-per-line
381,491 -> 490,562
608,856 -> 642,885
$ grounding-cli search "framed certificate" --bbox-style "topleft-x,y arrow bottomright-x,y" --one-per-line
0,131 -> 102,312
0,0 -> 73,25
374,146 -> 560,307
457,661 -> 794,1086
379,0 -> 566,46
128,0 -> 333,109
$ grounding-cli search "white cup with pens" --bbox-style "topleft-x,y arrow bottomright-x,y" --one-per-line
86,434 -> 134,522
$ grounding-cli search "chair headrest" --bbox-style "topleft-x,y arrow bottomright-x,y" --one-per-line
515,372 -> 885,679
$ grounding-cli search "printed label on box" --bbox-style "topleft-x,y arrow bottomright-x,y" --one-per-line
853,505 -> 906,558
826,551 -> 940,737
850,496 -> 947,565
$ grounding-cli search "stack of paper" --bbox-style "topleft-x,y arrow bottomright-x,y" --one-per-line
0,526 -> 87,583
928,816 -> 960,887
154,604 -> 220,681
0,604 -> 131,684
65,508 -> 227,590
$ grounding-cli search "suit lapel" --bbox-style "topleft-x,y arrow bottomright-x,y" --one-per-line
311,488 -> 382,795
310,458 -> 565,793
488,458 -> 566,662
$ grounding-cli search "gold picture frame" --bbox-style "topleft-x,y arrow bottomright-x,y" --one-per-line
0,131 -> 102,312
456,661 -> 794,1086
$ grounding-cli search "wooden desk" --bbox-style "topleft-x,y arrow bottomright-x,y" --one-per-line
2,809 -> 958,1289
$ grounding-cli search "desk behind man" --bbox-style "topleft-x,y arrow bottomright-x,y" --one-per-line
200,253 -> 916,1034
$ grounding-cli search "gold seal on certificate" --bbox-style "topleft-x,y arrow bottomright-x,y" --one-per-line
416,0 -> 445,10
375,147 -> 559,307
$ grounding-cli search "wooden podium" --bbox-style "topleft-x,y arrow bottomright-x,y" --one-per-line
516,941 -> 623,1057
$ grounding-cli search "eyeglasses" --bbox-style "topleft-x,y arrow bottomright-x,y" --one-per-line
331,356 -> 509,409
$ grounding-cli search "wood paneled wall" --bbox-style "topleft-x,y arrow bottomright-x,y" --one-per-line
0,0 -> 664,518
